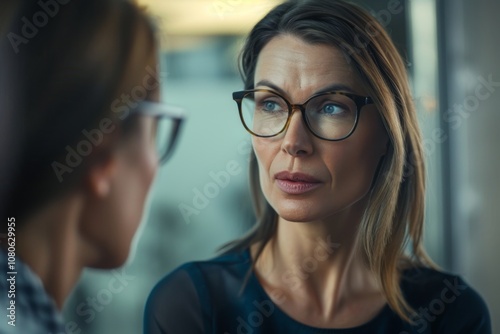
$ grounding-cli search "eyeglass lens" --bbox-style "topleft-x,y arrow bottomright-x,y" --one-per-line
154,117 -> 179,163
240,90 -> 358,140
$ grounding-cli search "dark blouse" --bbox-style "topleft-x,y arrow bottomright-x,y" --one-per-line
144,249 -> 491,334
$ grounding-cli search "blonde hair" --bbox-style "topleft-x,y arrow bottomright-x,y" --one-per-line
225,0 -> 435,322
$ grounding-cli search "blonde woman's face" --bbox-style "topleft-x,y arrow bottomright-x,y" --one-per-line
252,35 -> 388,223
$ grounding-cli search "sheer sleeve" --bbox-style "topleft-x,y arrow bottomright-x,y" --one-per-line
144,266 -> 206,334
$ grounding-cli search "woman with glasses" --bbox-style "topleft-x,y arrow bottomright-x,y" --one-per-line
0,0 -> 183,333
145,0 -> 490,333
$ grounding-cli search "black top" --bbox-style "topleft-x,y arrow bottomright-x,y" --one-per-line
144,249 -> 491,333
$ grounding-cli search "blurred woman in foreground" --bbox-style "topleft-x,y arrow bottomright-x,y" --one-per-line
0,0 -> 183,333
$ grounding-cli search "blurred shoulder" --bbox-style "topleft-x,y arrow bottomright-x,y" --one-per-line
401,266 -> 491,333
144,250 -> 251,334
148,249 -> 249,299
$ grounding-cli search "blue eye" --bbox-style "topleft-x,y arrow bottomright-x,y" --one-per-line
258,99 -> 286,113
322,103 -> 345,115
263,101 -> 278,111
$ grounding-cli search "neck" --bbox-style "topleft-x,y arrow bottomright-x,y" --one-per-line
17,195 -> 85,309
253,198 -> 382,317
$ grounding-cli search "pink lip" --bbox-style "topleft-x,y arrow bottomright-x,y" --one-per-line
274,171 -> 322,195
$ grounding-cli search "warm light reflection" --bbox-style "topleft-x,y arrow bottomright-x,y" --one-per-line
137,0 -> 283,36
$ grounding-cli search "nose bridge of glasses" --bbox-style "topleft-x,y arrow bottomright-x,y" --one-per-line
284,103 -> 309,134
289,103 -> 305,114
288,103 -> 308,124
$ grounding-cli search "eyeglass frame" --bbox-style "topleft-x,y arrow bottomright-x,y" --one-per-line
232,89 -> 374,141
132,101 -> 185,164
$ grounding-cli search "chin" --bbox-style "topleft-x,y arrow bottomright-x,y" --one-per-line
91,246 -> 131,269
278,213 -> 322,223
274,203 -> 322,223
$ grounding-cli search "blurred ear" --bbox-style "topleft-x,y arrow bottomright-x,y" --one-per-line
86,151 -> 118,198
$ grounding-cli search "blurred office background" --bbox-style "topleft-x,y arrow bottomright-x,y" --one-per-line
62,0 -> 500,332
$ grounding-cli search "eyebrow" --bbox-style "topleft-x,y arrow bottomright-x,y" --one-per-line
254,80 -> 356,97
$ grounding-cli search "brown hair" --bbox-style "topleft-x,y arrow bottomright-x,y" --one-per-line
5,0 -> 158,225
226,0 -> 435,322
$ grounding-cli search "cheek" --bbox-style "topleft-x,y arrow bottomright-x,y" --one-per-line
110,126 -> 158,263
326,123 -> 387,199
138,118 -> 159,186
252,137 -> 277,192
327,146 -> 378,195
83,123 -> 158,268
141,141 -> 158,186
133,125 -> 158,208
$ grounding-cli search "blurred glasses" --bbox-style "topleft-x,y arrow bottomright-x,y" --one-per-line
232,89 -> 373,141
135,101 -> 185,164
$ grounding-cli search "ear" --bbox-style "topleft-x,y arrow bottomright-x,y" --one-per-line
87,153 -> 118,198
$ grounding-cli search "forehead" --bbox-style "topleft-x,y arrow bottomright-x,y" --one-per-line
254,34 -> 365,101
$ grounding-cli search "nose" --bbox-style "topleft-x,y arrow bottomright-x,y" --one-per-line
280,107 -> 314,157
